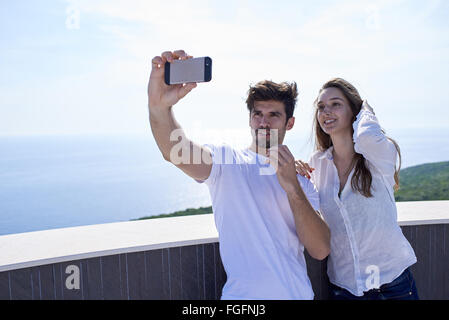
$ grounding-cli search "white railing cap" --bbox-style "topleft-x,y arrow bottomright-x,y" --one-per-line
0,214 -> 218,272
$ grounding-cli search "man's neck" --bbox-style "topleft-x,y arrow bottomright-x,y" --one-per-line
249,143 -> 269,157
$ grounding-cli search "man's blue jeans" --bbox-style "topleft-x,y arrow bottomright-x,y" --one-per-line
328,268 -> 419,300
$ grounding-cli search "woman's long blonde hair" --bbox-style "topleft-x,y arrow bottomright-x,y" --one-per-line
313,78 -> 401,197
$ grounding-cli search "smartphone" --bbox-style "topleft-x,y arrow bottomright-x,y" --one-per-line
164,56 -> 212,85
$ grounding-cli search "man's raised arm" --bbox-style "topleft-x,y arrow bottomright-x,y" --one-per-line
147,50 -> 212,181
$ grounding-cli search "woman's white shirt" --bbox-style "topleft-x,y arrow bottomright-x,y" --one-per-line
309,101 -> 417,296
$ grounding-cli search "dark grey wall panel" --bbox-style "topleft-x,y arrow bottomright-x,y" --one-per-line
202,243 -> 216,300
53,264 -> 64,300
9,268 -> 32,300
401,224 -> 449,300
144,249 -> 165,299
161,248 -> 170,299
37,264 -> 55,300
197,244 -> 205,300
181,245 -> 200,299
119,254 -> 129,300
168,247 -> 182,300
101,254 -> 123,300
417,224 -> 431,298
0,272 -> 10,300
126,252 -> 146,300
82,257 -> 103,300
30,267 -> 40,300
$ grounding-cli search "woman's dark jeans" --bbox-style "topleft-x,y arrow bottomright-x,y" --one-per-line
328,268 -> 419,300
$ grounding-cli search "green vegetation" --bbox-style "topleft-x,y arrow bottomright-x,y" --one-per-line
133,161 -> 449,221
395,161 -> 449,201
133,206 -> 212,221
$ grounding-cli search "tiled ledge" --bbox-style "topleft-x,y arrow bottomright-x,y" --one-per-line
1,200 -> 448,274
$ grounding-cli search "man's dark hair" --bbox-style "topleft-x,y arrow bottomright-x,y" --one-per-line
246,80 -> 298,123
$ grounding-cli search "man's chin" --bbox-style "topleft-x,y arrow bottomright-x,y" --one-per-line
255,139 -> 279,149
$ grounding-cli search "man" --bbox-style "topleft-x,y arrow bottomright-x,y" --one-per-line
148,50 -> 330,299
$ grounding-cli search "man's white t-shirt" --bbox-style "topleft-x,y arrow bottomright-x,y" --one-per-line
196,144 -> 320,300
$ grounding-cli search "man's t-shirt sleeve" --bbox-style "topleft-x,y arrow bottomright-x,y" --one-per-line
297,174 -> 320,212
195,143 -> 222,187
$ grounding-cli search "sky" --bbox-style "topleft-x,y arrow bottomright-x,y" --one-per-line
1,0 -> 449,157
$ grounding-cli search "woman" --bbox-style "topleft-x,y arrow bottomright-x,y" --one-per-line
296,78 -> 419,300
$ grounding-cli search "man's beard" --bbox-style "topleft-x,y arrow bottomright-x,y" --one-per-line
255,128 -> 278,150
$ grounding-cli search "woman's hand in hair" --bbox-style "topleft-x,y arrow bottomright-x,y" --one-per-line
295,160 -> 314,179
362,100 -> 375,115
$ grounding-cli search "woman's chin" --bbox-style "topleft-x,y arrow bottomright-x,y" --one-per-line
322,125 -> 351,137
321,126 -> 333,135
321,125 -> 339,136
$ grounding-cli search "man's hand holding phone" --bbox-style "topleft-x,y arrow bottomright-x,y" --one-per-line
147,49 -> 213,182
148,50 -> 197,111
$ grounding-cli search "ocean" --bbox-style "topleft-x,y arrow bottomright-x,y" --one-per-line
1,128 -> 448,235
0,134 -> 212,235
